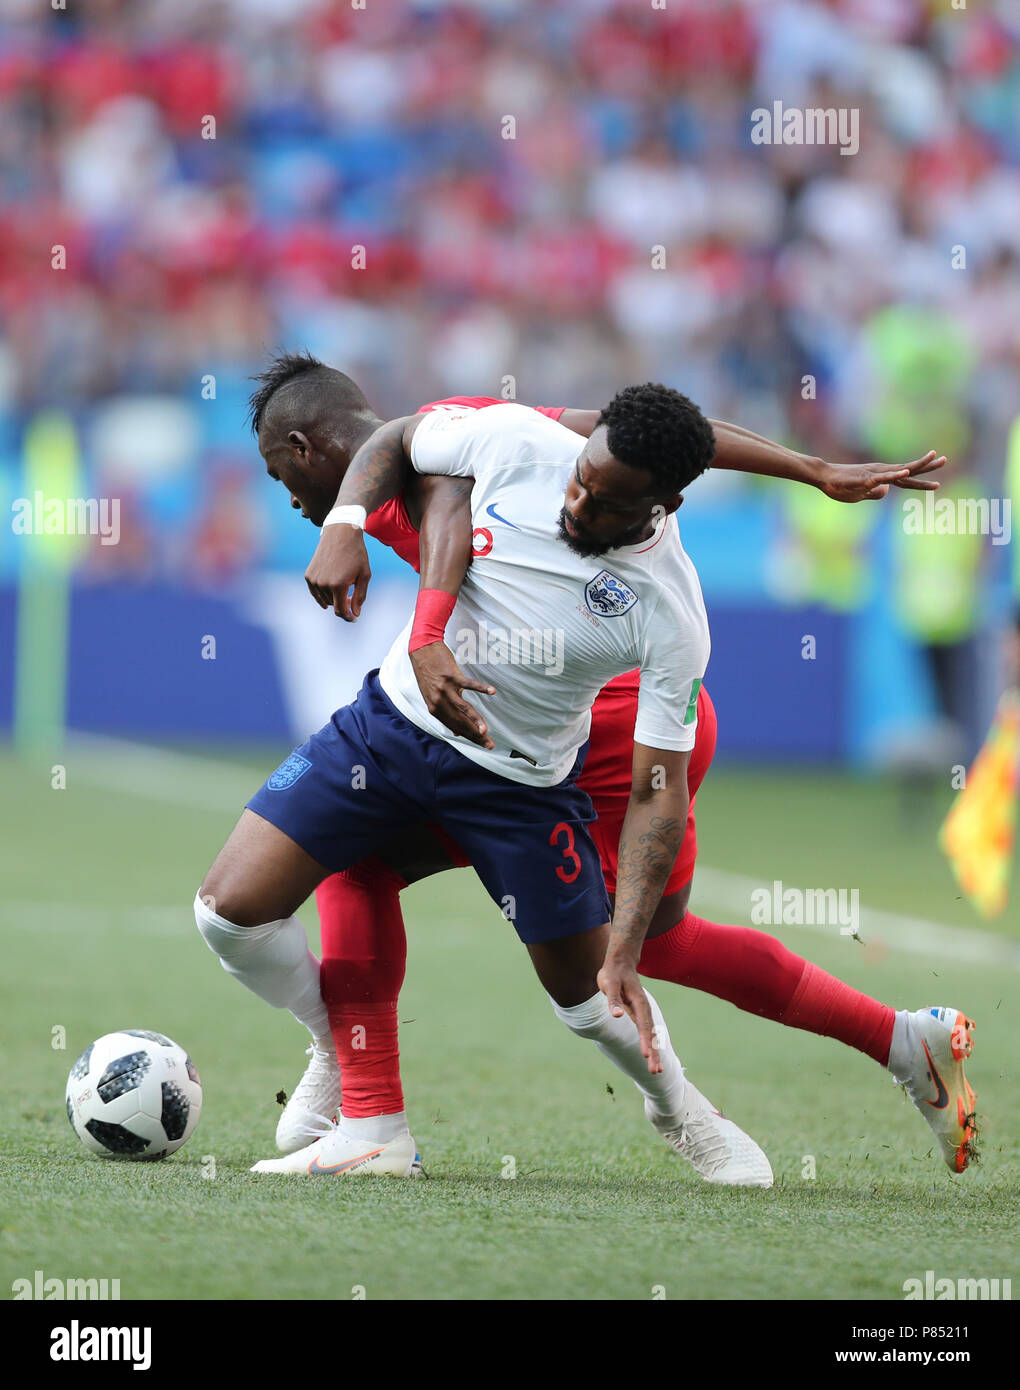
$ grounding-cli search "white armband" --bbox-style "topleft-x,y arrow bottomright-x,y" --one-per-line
322,504 -> 368,530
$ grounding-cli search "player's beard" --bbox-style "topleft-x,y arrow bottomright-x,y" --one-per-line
556,507 -> 642,558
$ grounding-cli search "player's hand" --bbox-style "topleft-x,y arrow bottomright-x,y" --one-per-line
819,450 -> 946,503
304,525 -> 372,621
410,642 -> 496,749
597,957 -> 661,1074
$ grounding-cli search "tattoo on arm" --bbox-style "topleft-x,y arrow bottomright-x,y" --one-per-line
336,416 -> 416,513
611,814 -> 685,953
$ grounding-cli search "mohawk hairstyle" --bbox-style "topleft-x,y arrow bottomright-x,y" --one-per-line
247,350 -> 371,436
597,383 -> 716,493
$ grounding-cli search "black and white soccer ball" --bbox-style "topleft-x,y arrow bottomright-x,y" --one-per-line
65,1030 -> 202,1160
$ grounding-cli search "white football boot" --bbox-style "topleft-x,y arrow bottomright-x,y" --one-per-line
646,1084 -> 774,1187
275,1038 -> 344,1154
888,1006 -> 977,1173
252,1119 -> 422,1178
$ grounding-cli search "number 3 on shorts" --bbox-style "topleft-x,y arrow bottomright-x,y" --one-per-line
550,822 -> 582,884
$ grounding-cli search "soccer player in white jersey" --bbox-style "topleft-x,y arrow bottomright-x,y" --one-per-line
249,360 -> 973,1181
197,385 -> 778,1182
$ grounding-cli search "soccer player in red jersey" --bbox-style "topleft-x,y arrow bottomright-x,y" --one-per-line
240,352 -> 976,1177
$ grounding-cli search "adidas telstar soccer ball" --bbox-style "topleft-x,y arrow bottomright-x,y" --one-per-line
66,1030 -> 202,1160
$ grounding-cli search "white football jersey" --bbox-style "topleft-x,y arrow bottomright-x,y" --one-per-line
378,403 -> 710,786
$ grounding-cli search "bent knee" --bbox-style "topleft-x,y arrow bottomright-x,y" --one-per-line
197,872 -> 264,929
545,975 -> 600,1010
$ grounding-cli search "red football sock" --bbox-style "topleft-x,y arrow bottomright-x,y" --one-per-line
637,910 -> 894,1065
316,860 -> 408,1118
782,960 -> 894,1064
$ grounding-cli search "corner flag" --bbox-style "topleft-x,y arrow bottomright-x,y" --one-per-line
939,691 -> 1020,919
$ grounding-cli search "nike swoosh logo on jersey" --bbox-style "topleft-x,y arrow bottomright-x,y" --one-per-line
922,1041 -> 950,1109
486,503 -> 520,530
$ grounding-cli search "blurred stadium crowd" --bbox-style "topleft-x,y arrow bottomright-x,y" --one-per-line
0,0 -> 1018,721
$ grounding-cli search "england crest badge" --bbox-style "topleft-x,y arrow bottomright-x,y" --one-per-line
585,570 -> 638,617
267,753 -> 312,790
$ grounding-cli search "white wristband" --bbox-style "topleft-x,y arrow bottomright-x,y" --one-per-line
323,504 -> 367,530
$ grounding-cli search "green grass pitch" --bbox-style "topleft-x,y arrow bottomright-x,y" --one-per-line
1,744 -> 1017,1301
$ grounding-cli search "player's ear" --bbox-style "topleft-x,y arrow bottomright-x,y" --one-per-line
287,430 -> 312,464
660,492 -> 683,516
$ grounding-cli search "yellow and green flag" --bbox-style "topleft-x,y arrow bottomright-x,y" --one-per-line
939,692 -> 1020,919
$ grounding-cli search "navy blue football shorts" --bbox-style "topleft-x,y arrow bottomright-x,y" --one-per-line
246,670 -> 610,945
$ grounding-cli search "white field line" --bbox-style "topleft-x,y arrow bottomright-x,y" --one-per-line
56,733 -> 1020,972
692,866 -> 1020,972
65,732 -> 264,813
2,902 -> 186,937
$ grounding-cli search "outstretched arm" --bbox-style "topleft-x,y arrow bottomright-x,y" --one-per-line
708,423 -> 945,500
555,408 -> 945,500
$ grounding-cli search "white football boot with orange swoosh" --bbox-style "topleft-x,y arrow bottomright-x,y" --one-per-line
889,1006 -> 977,1173
251,1119 -> 422,1178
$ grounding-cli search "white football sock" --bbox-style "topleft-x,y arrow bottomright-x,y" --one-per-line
339,1112 -> 409,1143
194,891 -> 329,1039
550,989 -> 688,1122
887,1009 -> 913,1078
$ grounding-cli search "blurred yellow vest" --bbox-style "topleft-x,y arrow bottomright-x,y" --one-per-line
893,479 -> 984,644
